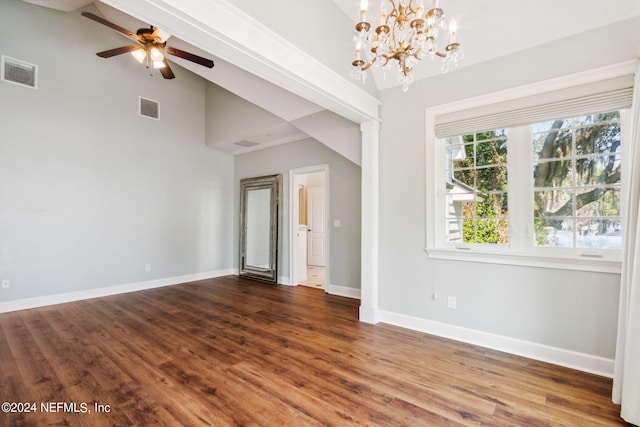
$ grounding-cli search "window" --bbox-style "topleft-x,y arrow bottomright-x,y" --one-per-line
426,63 -> 635,272
532,113 -> 622,250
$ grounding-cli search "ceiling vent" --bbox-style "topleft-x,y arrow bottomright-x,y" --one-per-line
1,55 -> 37,89
139,97 -> 160,120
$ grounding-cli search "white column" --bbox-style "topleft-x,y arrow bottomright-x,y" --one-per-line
360,120 -> 380,324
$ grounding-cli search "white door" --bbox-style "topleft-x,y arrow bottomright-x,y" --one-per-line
307,187 -> 326,266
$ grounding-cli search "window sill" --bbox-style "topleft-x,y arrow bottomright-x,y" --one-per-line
425,247 -> 621,274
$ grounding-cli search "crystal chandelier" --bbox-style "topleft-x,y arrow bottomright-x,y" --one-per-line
350,0 -> 463,92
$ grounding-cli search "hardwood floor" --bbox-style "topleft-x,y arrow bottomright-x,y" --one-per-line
0,276 -> 628,426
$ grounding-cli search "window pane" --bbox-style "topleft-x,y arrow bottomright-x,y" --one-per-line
444,129 -> 509,245
575,155 -> 621,186
533,120 -> 572,133
534,190 -> 572,219
534,219 -> 570,247
573,111 -> 620,127
463,219 -> 509,244
531,110 -> 622,250
453,169 -> 475,188
477,166 -> 507,191
445,217 -> 464,243
448,143 -> 473,167
575,124 -> 621,156
533,128 -> 572,160
575,219 -> 622,249
576,187 -> 621,217
476,140 -> 507,167
461,201 -> 474,219
533,160 -> 574,188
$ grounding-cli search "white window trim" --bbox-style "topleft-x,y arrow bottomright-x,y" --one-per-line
425,61 -> 637,274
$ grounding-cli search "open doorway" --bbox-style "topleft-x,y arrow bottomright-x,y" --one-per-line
290,165 -> 329,290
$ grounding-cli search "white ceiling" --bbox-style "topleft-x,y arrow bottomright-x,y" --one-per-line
332,0 -> 640,90
24,0 -> 640,94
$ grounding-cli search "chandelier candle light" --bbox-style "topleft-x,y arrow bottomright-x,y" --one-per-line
351,0 -> 463,91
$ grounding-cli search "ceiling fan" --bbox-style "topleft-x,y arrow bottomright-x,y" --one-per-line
81,12 -> 214,79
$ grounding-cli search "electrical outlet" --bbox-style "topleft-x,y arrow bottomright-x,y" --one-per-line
2,279 -> 10,289
144,264 -> 151,272
447,296 -> 457,309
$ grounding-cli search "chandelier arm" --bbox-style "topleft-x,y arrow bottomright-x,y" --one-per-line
388,0 -> 399,24
361,57 -> 377,72
379,54 -> 394,68
407,0 -> 416,15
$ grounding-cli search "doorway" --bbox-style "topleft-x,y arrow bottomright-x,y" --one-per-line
290,165 -> 329,289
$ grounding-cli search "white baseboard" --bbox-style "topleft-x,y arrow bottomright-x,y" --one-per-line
359,306 -> 381,324
279,275 -> 293,286
0,269 -> 236,314
326,284 -> 360,299
378,310 -> 614,378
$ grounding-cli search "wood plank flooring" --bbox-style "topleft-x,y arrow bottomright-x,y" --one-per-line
0,275 -> 628,426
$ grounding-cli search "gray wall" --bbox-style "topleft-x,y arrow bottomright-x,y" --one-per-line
376,17 -> 640,359
0,1 -> 234,302
234,139 -> 361,289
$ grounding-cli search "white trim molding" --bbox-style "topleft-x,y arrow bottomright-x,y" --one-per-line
278,275 -> 293,286
360,120 -> 380,324
0,269 -> 235,314
379,310 -> 615,378
326,284 -> 360,300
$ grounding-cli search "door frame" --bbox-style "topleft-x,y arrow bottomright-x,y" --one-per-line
289,164 -> 329,287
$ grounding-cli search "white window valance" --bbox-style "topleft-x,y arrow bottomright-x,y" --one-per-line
434,74 -> 634,138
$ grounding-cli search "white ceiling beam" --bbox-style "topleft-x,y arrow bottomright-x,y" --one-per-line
98,0 -> 381,124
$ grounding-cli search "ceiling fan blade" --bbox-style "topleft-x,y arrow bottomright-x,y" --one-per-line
159,59 -> 176,79
165,46 -> 214,68
96,45 -> 141,58
81,12 -> 142,42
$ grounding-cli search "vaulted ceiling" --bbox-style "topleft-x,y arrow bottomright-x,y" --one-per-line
21,0 -> 640,159
332,0 -> 640,91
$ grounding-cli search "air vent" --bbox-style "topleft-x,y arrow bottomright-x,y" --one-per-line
1,55 -> 37,89
139,97 -> 160,120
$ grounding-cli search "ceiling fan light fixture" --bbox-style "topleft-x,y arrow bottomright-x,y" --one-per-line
149,47 -> 164,62
81,12 -> 214,81
131,47 -> 146,63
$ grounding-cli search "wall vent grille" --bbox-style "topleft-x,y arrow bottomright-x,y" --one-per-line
1,55 -> 37,89
139,97 -> 160,120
